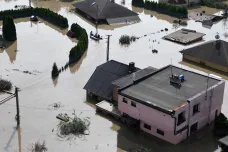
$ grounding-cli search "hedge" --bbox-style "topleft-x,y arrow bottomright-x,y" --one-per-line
132,0 -> 188,17
3,16 -> 17,41
0,8 -> 68,28
69,23 -> 88,64
201,0 -> 227,9
214,113 -> 228,137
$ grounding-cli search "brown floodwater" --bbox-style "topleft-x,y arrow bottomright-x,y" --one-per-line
0,0 -> 227,151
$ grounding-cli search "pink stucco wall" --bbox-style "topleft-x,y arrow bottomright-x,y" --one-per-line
187,80 -> 225,134
118,95 -> 187,144
118,80 -> 225,144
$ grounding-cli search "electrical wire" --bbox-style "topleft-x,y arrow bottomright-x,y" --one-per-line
3,103 -> 94,112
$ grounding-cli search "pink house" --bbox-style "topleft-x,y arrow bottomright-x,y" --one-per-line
115,65 -> 225,144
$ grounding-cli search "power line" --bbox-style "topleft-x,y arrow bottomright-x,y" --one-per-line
3,103 -> 94,112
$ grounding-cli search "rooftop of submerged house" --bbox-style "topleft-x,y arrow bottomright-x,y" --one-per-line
180,40 -> 228,67
72,0 -> 140,25
163,28 -> 205,45
119,65 -> 220,114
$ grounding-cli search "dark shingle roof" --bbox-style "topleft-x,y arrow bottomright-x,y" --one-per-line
84,60 -> 135,101
112,66 -> 157,88
180,40 -> 228,67
219,135 -> 228,146
119,65 -> 220,114
72,0 -> 139,20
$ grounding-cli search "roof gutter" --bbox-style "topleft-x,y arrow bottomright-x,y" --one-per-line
119,92 -> 175,115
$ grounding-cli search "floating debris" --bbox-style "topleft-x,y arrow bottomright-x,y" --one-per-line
152,49 -> 158,53
165,28 -> 168,31
12,69 -> 37,75
119,35 -> 138,45
57,112 -> 90,137
48,102 -> 64,110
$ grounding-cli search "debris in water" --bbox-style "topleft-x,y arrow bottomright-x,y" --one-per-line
48,102 -> 64,110
57,112 -> 90,138
165,28 -> 168,31
152,49 -> 158,53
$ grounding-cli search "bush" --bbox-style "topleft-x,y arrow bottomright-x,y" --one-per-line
214,113 -> 228,137
3,16 -> 17,41
69,24 -> 88,64
134,0 -> 188,17
0,79 -> 12,91
201,0 -> 227,9
31,140 -> 47,152
0,8 -> 68,28
57,113 -> 90,136
52,62 -> 59,78
119,35 -> 138,45
132,0 -> 144,8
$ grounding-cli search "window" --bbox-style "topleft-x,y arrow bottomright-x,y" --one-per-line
193,104 -> 200,115
131,101 -> 136,107
177,111 -> 186,125
123,98 -> 127,104
144,123 -> 151,130
157,129 -> 164,136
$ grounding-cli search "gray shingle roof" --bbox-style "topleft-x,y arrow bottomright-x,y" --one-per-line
180,40 -> 228,67
84,60 -> 137,101
72,0 -> 139,20
112,66 -> 157,89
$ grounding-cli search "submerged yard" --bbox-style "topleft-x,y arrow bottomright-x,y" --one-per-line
0,0 -> 228,151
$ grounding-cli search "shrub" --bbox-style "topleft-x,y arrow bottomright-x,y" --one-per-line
3,16 -> 17,41
0,8 -> 68,28
119,35 -> 138,45
214,113 -> 228,137
69,24 -> 88,63
201,0 -> 227,9
52,62 -> 59,78
133,0 -> 187,17
31,140 -> 47,152
57,113 -> 90,136
0,79 -> 12,91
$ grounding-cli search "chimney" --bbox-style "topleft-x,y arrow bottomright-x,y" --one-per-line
129,62 -> 135,73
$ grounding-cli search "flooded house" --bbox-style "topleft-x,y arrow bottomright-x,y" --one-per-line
86,62 -> 225,144
84,60 -> 140,101
188,12 -> 223,23
72,0 -> 141,25
180,40 -> 228,73
163,28 -> 205,45
117,65 -> 225,144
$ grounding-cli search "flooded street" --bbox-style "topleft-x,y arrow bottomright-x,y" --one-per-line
0,0 -> 227,151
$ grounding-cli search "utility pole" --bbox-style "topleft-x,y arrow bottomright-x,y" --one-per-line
106,35 -> 111,62
15,87 -> 20,127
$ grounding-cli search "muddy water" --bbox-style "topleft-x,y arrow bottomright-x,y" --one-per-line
0,0 -> 227,151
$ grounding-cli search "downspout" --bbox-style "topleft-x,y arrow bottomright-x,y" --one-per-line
172,115 -> 177,135
208,88 -> 213,124
186,100 -> 191,137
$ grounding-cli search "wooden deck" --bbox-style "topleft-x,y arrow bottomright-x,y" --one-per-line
95,100 -> 121,119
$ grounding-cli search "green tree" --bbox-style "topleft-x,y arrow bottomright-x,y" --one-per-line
3,15 -> 17,41
52,62 -> 59,78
